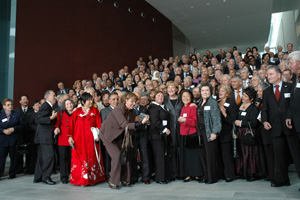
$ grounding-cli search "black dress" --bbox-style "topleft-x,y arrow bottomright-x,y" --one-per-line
197,102 -> 223,183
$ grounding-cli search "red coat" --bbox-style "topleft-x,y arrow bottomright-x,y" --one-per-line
179,103 -> 197,135
54,111 -> 72,146
68,107 -> 105,186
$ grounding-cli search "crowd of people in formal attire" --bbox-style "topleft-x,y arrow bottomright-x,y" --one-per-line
1,44 -> 300,192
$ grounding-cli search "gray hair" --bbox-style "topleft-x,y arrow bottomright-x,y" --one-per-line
231,75 -> 242,82
44,90 -> 54,100
257,82 -> 270,90
161,72 -> 170,78
133,86 -> 143,93
240,68 -> 249,73
175,67 -> 182,72
288,51 -> 300,62
252,75 -> 262,81
267,65 -> 281,74
184,76 -> 192,82
220,74 -> 231,81
141,92 -> 150,101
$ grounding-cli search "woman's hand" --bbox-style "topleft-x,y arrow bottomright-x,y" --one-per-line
165,129 -> 171,135
142,115 -> 150,124
210,134 -> 217,141
54,127 -> 60,135
219,106 -> 227,117
190,103 -> 197,108
68,137 -> 74,146
235,120 -> 241,127
178,117 -> 186,123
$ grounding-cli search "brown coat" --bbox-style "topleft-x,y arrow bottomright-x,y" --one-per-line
100,103 -> 136,144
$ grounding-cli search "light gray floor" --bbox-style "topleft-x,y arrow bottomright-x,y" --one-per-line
0,169 -> 299,200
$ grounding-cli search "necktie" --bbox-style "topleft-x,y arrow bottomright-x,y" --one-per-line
236,90 -> 241,106
23,108 -> 26,113
134,107 -> 139,115
275,85 -> 280,102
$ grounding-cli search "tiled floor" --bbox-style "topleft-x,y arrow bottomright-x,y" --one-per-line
0,169 -> 299,200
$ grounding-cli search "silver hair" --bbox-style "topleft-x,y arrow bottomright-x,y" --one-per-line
252,75 -> 262,81
133,86 -> 143,93
140,92 -> 150,101
162,72 -> 169,78
288,51 -> 300,62
184,76 -> 192,82
240,68 -> 249,73
267,65 -> 281,74
44,90 -> 54,100
220,74 -> 231,80
192,68 -> 200,74
175,67 -> 182,72
231,75 -> 242,82
257,82 -> 270,90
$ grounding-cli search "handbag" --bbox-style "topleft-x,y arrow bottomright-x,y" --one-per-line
16,143 -> 31,154
119,126 -> 135,165
242,122 -> 255,146
185,126 -> 203,148
232,122 -> 238,158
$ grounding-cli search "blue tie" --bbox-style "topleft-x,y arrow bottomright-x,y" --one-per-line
134,107 -> 139,115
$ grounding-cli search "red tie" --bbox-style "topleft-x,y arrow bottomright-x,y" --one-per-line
275,85 -> 280,102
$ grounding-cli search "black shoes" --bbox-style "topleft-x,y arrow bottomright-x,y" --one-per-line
33,179 -> 42,183
108,182 -> 120,189
225,178 -> 234,182
8,175 -> 16,179
271,182 -> 290,187
156,181 -> 168,184
43,178 -> 56,185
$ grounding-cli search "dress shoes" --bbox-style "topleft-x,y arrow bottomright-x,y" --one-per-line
197,179 -> 207,183
225,178 -> 234,182
33,179 -> 42,183
183,177 -> 193,182
43,178 -> 56,185
205,181 -> 217,184
143,180 -> 150,184
156,181 -> 168,184
61,180 -> 69,184
8,175 -> 16,179
271,182 -> 290,187
246,177 -> 255,182
108,182 -> 120,189
121,181 -> 132,187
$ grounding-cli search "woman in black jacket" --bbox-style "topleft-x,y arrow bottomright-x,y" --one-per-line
218,85 -> 236,182
148,91 -> 172,184
235,87 -> 259,181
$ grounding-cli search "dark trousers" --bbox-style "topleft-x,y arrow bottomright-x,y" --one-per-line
220,142 -> 235,179
0,146 -> 18,177
263,144 -> 274,181
34,144 -> 55,181
131,134 -> 150,182
273,133 -> 300,185
25,144 -> 38,174
150,139 -> 170,182
58,146 -> 71,181
100,141 -> 111,180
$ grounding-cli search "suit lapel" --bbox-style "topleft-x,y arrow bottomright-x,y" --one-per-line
279,82 -> 288,102
269,84 -> 278,103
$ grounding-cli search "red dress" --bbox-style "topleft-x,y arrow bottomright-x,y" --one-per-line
68,107 -> 105,186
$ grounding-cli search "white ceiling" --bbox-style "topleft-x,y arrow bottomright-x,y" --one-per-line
146,0 -> 274,52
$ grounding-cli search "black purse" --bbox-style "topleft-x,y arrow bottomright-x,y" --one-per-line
232,122 -> 238,158
119,126 -> 135,165
185,126 -> 203,148
242,122 -> 255,146
17,143 -> 31,155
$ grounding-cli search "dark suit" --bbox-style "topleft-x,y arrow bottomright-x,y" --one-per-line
14,106 -> 34,173
0,110 -> 22,177
56,89 -> 68,95
261,82 -> 300,185
26,111 -> 38,174
181,72 -> 192,80
164,95 -> 183,179
148,103 -> 171,182
287,78 -> 300,134
34,102 -> 57,182
219,98 -> 236,179
100,106 -> 113,179
130,105 -> 150,182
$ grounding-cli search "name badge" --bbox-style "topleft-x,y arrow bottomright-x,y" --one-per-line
241,112 -> 247,116
2,118 -> 8,122
162,120 -> 167,126
183,113 -> 187,117
284,93 -> 290,98
204,106 -> 211,111
297,83 -> 300,88
224,103 -> 230,107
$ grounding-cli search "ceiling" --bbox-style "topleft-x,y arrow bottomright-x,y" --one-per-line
145,0 -> 299,52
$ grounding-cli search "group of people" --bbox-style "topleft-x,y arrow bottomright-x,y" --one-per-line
1,44 -> 300,192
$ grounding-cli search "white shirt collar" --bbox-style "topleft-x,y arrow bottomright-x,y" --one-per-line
46,100 -> 53,108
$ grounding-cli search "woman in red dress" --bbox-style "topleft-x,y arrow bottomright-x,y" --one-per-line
68,92 -> 105,186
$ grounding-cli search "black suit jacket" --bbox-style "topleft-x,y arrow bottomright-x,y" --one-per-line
287,80 -> 300,133
261,82 -> 294,137
0,110 -> 22,147
220,98 -> 237,143
27,111 -> 38,143
34,102 -> 57,144
14,106 -> 34,143
148,103 -> 171,141
181,72 -> 192,80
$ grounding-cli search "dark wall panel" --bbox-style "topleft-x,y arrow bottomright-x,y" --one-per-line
14,0 -> 173,102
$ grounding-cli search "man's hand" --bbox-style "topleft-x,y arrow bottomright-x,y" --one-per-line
286,119 -> 293,129
50,111 -> 58,120
263,122 -> 272,130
